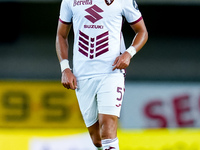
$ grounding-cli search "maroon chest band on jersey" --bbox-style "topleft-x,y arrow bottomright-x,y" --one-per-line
78,30 -> 109,59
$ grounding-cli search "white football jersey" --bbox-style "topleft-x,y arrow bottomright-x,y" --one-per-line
59,0 -> 142,80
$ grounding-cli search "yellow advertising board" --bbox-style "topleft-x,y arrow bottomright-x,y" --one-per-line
0,81 -> 85,128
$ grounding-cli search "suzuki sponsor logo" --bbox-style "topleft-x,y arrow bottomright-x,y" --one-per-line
84,25 -> 103,29
85,5 -> 103,23
78,30 -> 109,59
73,0 -> 92,6
81,5 -> 107,59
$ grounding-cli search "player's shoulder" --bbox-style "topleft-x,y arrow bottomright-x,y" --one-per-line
121,0 -> 140,11
62,0 -> 72,5
62,0 -> 70,2
121,0 -> 137,6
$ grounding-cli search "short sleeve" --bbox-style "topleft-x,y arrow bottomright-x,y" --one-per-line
59,0 -> 73,24
122,0 -> 142,24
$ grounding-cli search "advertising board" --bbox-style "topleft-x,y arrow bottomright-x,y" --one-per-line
121,82 -> 200,128
0,81 -> 85,128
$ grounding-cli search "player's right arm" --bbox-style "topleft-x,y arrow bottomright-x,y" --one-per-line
56,21 -> 77,90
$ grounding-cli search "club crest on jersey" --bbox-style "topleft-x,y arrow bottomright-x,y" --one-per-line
105,0 -> 114,5
73,0 -> 92,7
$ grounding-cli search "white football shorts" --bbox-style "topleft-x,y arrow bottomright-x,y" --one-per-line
75,73 -> 125,127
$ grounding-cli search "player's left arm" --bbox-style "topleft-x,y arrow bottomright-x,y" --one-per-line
112,18 -> 148,71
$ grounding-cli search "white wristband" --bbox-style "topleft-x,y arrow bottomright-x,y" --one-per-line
126,46 -> 137,58
60,59 -> 71,72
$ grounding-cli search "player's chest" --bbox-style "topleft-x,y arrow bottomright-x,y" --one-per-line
71,0 -> 122,22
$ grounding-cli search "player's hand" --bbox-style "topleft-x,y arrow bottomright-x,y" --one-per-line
61,68 -> 77,90
112,51 -> 132,71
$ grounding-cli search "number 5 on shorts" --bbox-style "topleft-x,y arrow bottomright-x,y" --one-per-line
116,87 -> 124,101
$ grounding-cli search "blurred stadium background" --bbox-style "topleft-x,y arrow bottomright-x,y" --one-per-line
0,0 -> 200,149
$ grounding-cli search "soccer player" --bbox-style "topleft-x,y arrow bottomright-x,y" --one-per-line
56,0 -> 148,149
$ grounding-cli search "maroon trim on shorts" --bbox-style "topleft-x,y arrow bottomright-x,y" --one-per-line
129,16 -> 143,25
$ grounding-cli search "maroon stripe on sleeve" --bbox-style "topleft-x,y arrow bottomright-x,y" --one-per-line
59,18 -> 72,24
129,16 -> 143,25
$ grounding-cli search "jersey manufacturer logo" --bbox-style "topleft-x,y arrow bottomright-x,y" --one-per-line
73,0 -> 92,7
116,104 -> 121,107
85,5 -> 103,23
105,0 -> 114,5
78,30 -> 109,59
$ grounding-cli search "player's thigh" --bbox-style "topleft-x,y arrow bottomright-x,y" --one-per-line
97,73 -> 125,117
75,78 -> 100,127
